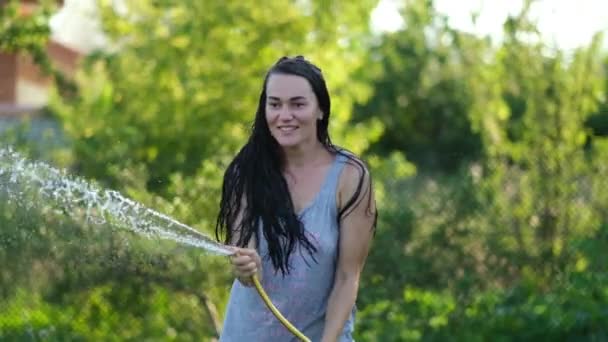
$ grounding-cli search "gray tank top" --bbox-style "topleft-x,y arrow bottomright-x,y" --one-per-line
219,152 -> 355,342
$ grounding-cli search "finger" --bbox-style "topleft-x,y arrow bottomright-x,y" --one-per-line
230,248 -> 257,261
235,262 -> 257,274
238,250 -> 261,266
241,261 -> 257,272
229,249 -> 240,259
235,264 -> 257,277
231,255 -> 253,266
237,248 -> 257,257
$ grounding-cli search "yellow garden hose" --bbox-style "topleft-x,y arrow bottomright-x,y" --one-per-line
251,274 -> 311,342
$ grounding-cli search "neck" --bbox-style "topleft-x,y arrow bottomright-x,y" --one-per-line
281,140 -> 329,170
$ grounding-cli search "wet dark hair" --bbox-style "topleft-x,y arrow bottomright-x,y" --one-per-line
216,56 -> 376,275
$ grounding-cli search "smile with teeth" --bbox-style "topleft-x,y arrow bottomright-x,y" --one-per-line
278,126 -> 298,132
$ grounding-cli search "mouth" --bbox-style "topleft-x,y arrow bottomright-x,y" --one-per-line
277,126 -> 298,132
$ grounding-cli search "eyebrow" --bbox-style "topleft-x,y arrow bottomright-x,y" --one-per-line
267,96 -> 307,101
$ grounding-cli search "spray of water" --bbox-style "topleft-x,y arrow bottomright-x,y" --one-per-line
0,147 -> 233,256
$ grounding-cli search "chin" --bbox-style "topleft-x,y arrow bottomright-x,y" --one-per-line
276,139 -> 301,148
271,133 -> 299,147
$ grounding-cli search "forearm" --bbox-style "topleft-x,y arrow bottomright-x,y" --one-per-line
321,276 -> 359,342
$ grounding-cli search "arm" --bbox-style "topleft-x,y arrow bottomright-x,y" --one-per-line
229,197 -> 262,287
321,163 -> 376,342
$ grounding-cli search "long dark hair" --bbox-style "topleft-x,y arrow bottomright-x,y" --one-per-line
216,56 -> 376,275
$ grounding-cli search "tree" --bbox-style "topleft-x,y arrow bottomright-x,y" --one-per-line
353,0 -> 484,172
466,2 -> 607,281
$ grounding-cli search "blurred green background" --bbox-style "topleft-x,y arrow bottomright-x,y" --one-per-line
1,0 -> 608,340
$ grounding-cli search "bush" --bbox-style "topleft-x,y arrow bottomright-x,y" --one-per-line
357,224 -> 608,341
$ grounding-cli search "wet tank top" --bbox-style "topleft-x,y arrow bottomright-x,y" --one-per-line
219,152 -> 356,342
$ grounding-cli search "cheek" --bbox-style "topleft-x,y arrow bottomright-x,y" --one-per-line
265,109 -> 277,124
299,109 -> 318,125
299,107 -> 312,117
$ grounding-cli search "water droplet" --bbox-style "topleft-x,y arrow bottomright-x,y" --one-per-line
0,147 -> 233,257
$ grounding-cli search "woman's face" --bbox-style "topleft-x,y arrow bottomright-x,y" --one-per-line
265,73 -> 322,148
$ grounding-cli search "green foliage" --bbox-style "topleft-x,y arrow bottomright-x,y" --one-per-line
357,224 -> 608,342
53,0 -> 381,193
0,0 -> 53,52
3,0 -> 384,340
355,0 -> 608,340
2,0 -> 608,340
1,285 -> 222,341
585,56 -> 608,137
0,184 -> 231,340
0,0 -> 75,95
468,19 -> 607,279
354,2 -> 484,171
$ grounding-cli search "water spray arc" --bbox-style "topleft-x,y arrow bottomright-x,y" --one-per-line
0,148 -> 310,342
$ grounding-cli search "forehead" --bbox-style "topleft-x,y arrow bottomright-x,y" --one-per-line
266,73 -> 314,100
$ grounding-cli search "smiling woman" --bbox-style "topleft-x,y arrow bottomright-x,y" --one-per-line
215,56 -> 378,342
266,74 -> 322,149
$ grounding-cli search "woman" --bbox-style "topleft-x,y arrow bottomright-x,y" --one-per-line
216,56 -> 377,342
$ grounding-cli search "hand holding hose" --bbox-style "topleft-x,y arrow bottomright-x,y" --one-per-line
229,247 -> 262,287
228,247 -> 311,342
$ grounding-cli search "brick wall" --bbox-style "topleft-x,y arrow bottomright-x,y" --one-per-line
0,53 -> 16,103
15,40 -> 79,86
0,0 -> 74,116
0,0 -> 65,16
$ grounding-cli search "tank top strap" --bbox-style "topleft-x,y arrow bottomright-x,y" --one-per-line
315,150 -> 349,214
326,151 -> 349,189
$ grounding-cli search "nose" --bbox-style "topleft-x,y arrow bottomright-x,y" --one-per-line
277,107 -> 294,121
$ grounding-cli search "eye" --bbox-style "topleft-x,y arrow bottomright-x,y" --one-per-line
294,103 -> 306,108
268,102 -> 280,109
